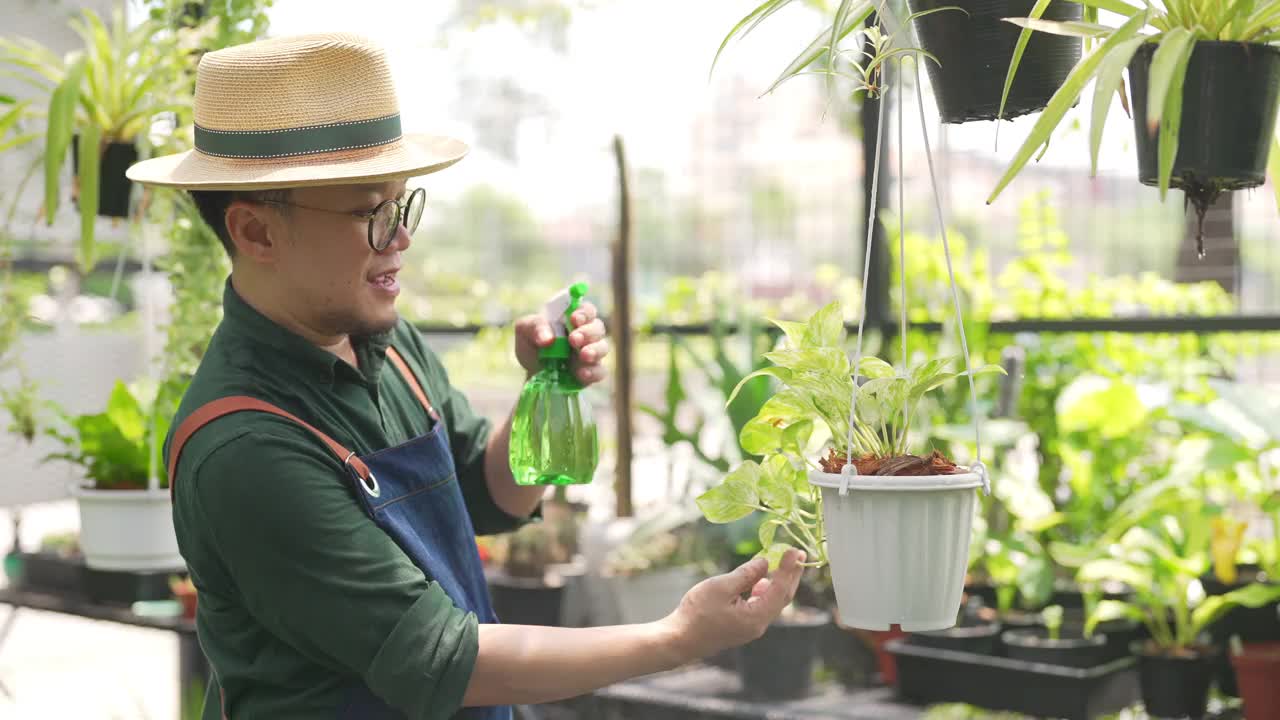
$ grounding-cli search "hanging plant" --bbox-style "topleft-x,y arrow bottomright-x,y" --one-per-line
908,0 -> 1083,124
987,1 -> 1280,254
0,7 -> 193,273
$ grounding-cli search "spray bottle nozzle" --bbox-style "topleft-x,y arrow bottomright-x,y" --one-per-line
539,282 -> 589,361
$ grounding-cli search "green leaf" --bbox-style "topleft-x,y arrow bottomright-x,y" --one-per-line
727,367 -> 788,405
1056,375 -> 1147,438
1078,558 -> 1153,588
1192,584 -> 1280,637
1090,37 -> 1145,176
710,0 -> 795,79
780,418 -> 813,458
697,461 -> 761,523
757,462 -> 794,513
1148,29 -> 1195,199
759,518 -> 781,549
1085,599 -> 1146,636
998,0 -> 1057,121
987,11 -> 1150,204
804,300 -> 845,347
1022,511 -> 1068,534
763,2 -> 873,95
76,122 -> 101,274
1001,17 -> 1116,38
43,53 -> 86,225
772,319 -> 810,348
1018,555 -> 1057,608
759,542 -> 794,571
104,381 -> 145,444
856,356 -> 895,379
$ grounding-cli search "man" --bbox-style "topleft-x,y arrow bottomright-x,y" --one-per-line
127,32 -> 805,720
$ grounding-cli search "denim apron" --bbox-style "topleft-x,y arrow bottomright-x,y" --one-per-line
167,346 -> 511,720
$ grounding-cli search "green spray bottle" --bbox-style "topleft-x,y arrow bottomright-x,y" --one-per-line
509,282 -> 599,486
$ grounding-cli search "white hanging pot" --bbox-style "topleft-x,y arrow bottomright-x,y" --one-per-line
71,484 -> 185,571
810,469 -> 982,632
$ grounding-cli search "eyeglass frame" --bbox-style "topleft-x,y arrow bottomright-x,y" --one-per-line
256,186 -> 426,252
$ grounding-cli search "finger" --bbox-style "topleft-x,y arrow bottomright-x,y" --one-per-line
515,315 -> 555,346
576,339 -> 611,364
714,556 -> 769,597
570,302 -> 598,327
576,365 -> 608,385
750,577 -> 772,599
747,549 -> 804,612
570,319 -> 607,348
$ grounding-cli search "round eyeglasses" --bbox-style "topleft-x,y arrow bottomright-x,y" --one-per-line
259,187 -> 426,252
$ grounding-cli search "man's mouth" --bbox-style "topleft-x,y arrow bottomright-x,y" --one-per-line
368,268 -> 400,294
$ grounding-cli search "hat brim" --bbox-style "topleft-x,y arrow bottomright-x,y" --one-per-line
125,133 -> 468,191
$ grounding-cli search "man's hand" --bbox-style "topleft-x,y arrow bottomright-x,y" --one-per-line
514,300 -> 610,385
658,548 -> 807,664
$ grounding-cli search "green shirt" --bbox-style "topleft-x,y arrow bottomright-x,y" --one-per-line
167,280 -> 526,720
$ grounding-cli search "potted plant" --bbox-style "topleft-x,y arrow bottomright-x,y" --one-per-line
602,506 -> 712,625
485,496 -> 582,627
695,300 -> 1005,631
1230,639 -> 1280,720
0,6 -> 192,272
907,0 -> 1083,123
42,377 -> 186,572
1081,513 -> 1280,719
987,1 -> 1280,254
736,603 -> 832,700
1001,604 -> 1113,668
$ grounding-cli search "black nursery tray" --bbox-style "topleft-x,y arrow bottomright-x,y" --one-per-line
887,638 -> 1140,720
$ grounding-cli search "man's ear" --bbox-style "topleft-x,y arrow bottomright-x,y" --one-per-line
225,201 -> 280,264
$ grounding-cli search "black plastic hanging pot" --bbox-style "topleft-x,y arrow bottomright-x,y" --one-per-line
1134,641 -> 1219,720
1128,42 -> 1280,196
71,137 -> 139,219
905,0 -> 1083,124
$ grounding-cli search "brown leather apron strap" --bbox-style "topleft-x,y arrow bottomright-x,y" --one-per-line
167,345 -> 435,499
385,345 -> 437,419
166,395 -> 373,499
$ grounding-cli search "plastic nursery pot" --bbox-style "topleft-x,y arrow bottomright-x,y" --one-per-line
70,138 -> 139,219
865,625 -> 909,686
1128,42 -> 1280,196
1133,640 -> 1219,720
911,616 -> 1003,656
1002,627 -> 1111,669
810,469 -> 983,631
486,570 -> 567,627
1203,564 -> 1280,697
1230,642 -> 1280,720
905,0 -> 1082,124
736,606 -> 831,700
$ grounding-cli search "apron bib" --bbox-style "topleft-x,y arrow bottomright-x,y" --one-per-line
169,346 -> 511,720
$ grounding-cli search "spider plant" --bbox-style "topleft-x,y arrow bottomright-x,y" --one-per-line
0,6 -> 192,273
987,0 -> 1280,215
709,0 -> 952,100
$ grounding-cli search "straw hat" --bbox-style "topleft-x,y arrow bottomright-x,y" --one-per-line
126,33 -> 468,190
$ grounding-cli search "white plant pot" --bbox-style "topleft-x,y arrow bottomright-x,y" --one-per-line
810,470 -> 981,632
72,485 -> 185,571
609,565 -> 704,624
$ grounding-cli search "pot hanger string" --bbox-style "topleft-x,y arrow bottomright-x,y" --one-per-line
842,56 -> 888,495
841,51 -> 988,496
912,57 -> 987,495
